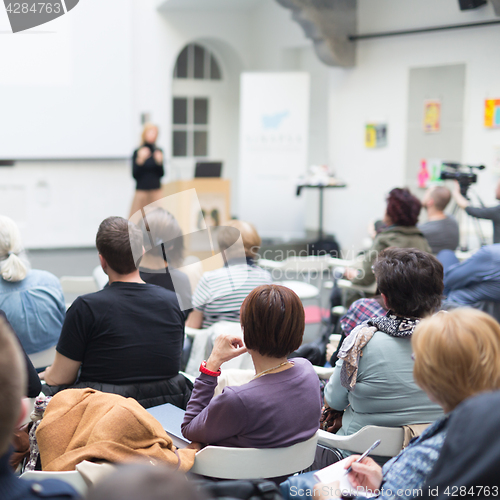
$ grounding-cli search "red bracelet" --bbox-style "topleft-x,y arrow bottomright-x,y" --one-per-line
199,360 -> 221,377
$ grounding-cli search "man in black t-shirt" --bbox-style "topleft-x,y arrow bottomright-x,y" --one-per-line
41,217 -> 190,408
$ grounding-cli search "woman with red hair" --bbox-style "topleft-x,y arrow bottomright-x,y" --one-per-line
345,187 -> 431,287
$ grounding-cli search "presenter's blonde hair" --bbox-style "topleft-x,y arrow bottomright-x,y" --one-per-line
141,123 -> 159,145
0,216 -> 30,282
412,308 -> 500,412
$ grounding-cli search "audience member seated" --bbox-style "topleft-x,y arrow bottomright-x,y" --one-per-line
324,248 -> 444,463
452,178 -> 500,244
343,188 -> 431,287
325,297 -> 387,367
186,220 -> 272,329
419,186 -> 459,254
0,317 -> 79,500
281,308 -> 500,500
421,391 -> 500,499
0,216 -> 65,355
438,245 -> 500,308
138,208 -> 192,312
41,216 -> 191,409
0,310 -> 41,398
85,464 -> 204,500
340,297 -> 386,336
181,284 -> 322,448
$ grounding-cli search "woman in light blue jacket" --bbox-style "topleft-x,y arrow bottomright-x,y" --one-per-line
324,248 -> 444,461
0,216 -> 65,355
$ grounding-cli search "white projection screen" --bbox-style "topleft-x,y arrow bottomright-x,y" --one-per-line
0,0 -> 133,159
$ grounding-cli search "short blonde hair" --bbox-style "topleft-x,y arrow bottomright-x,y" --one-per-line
141,123 -> 158,145
412,308 -> 500,412
0,215 -> 30,282
217,220 -> 261,259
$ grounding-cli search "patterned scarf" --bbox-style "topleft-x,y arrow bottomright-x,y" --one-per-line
339,311 -> 420,390
368,311 -> 420,337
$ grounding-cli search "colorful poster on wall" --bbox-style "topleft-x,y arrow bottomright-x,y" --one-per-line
365,124 -> 387,148
423,100 -> 441,133
484,99 -> 500,128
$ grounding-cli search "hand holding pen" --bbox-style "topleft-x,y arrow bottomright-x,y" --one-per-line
343,440 -> 384,492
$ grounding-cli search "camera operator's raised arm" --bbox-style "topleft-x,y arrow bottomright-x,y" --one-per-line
452,180 -> 470,209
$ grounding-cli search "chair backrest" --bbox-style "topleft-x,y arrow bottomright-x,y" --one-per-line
280,256 -> 333,274
92,265 -> 108,290
20,470 -> 88,496
60,276 -> 98,295
317,426 -> 404,458
190,431 -> 319,479
28,345 -> 56,370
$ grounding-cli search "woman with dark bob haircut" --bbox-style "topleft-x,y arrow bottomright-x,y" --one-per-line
181,284 -> 322,448
323,248 -> 444,462
343,187 -> 431,288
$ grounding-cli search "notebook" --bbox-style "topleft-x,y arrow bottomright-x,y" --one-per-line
314,458 -> 377,498
147,403 -> 191,449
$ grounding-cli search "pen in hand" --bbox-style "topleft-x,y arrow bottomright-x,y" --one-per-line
345,439 -> 381,475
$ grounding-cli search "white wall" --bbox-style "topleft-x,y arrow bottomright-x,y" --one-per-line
324,0 -> 500,253
8,0 -> 500,250
0,161 -> 134,248
0,0 -> 134,159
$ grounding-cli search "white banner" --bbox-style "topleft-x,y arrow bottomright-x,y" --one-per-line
238,73 -> 310,240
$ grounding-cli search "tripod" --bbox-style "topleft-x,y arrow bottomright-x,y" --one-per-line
450,187 -> 488,251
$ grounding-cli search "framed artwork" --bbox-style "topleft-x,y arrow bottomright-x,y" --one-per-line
485,99 -> 500,128
423,100 -> 441,133
365,124 -> 387,148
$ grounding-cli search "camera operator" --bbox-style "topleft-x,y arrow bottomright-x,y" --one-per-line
452,179 -> 500,244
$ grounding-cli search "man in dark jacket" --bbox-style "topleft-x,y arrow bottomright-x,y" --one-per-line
421,391 -> 500,499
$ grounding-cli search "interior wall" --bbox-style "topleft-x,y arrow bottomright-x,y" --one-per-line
325,1 -> 500,253
0,0 -> 134,159
0,162 -> 134,249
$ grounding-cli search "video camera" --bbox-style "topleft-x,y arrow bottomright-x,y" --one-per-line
440,162 -> 485,197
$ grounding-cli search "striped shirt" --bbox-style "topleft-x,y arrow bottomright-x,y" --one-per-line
193,264 -> 272,329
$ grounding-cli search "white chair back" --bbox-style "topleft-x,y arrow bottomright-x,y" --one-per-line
92,265 -> 108,290
190,431 -> 319,479
28,345 -> 56,370
60,276 -> 98,295
184,321 -> 249,377
318,425 -> 404,458
20,470 -> 88,496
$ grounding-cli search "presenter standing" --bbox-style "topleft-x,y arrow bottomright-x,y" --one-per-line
129,123 -> 165,217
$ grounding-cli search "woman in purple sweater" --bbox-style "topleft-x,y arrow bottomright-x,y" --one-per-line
181,284 -> 322,448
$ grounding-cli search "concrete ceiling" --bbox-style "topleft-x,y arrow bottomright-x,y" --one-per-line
157,0 -> 265,12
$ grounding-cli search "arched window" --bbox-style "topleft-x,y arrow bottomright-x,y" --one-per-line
172,44 -> 223,158
174,43 -> 222,80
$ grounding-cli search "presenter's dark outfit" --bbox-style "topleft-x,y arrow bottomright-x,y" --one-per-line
129,143 -> 164,217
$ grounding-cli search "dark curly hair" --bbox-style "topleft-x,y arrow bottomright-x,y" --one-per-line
373,247 -> 443,318
386,188 -> 422,226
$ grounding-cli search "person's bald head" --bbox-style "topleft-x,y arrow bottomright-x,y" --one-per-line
424,186 -> 452,212
0,317 -> 26,456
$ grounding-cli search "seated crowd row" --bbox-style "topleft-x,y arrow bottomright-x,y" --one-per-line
0,184 -> 499,499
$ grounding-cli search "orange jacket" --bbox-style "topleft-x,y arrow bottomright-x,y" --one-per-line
37,389 -> 196,472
